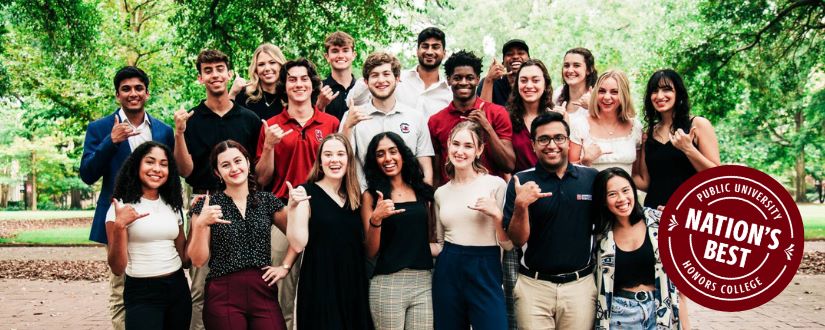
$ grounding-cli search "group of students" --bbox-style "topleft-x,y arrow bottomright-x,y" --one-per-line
80,26 -> 720,330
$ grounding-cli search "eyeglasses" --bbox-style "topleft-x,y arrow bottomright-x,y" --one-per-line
534,134 -> 568,146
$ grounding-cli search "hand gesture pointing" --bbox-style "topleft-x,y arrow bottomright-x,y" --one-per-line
467,190 -> 502,221
174,105 -> 194,134
111,116 -> 141,144
371,191 -> 406,225
514,176 -> 552,208
196,195 -> 231,226
262,120 -> 294,149
286,181 -> 311,208
112,199 -> 149,227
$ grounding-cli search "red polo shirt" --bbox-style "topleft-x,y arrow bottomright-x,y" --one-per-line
256,108 -> 340,199
428,98 -> 513,184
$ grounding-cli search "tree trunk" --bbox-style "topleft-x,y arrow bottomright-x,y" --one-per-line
795,150 -> 808,202
30,150 -> 37,211
71,189 -> 82,209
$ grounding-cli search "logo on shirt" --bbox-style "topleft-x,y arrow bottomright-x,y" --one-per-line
576,194 -> 592,201
400,123 -> 411,134
314,129 -> 323,142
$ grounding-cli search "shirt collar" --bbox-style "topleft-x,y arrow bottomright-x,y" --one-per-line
117,109 -> 151,128
280,107 -> 329,127
534,162 -> 578,180
324,74 -> 356,90
364,99 -> 406,116
407,66 -> 449,87
446,97 -> 485,115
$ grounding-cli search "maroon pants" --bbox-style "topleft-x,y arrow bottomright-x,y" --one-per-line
204,268 -> 286,330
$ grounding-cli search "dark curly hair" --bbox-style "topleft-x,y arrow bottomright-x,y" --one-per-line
276,58 -> 322,105
444,50 -> 483,77
112,141 -> 183,212
208,140 -> 260,207
507,59 -> 554,133
591,167 -> 645,236
363,132 -> 434,203
557,47 -> 597,105
643,69 -> 692,138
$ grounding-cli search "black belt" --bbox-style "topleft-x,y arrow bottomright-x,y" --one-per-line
614,289 -> 653,302
519,264 -> 594,284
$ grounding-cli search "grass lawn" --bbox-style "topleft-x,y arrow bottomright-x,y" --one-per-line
0,227 -> 95,245
800,203 -> 825,240
0,210 -> 93,221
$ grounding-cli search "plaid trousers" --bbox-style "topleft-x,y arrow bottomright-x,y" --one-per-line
369,269 -> 433,330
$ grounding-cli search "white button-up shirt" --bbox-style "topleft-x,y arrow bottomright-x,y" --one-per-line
117,109 -> 153,151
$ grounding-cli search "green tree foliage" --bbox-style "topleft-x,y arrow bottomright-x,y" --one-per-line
669,0 -> 825,201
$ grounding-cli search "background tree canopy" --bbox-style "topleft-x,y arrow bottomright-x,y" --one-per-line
0,0 -> 822,209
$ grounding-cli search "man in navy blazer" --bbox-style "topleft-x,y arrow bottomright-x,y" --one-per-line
79,66 -> 174,330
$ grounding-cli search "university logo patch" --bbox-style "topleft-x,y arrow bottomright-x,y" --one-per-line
576,194 -> 592,201
400,123 -> 411,134
315,129 -> 323,142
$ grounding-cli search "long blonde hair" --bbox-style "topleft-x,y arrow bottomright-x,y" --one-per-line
589,70 -> 635,122
245,43 -> 287,103
306,134 -> 361,210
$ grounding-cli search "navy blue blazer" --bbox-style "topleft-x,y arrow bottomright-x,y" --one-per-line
80,110 -> 175,244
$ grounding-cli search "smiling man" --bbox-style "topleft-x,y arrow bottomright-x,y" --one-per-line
428,50 -> 515,186
339,51 -> 434,187
504,111 -> 599,330
80,66 -> 175,330
171,49 -> 262,330
478,39 -> 530,106
316,31 -> 357,120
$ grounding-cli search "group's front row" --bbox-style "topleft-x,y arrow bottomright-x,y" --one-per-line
105,112 -> 685,330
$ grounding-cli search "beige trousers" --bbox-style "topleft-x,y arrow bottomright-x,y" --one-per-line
514,273 -> 597,330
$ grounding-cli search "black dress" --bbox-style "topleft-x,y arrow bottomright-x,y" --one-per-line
235,90 -> 283,121
644,138 -> 697,208
296,183 -> 374,330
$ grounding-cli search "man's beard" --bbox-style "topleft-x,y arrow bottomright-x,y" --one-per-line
418,57 -> 442,71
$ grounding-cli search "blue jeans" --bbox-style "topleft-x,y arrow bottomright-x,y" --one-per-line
609,295 -> 656,330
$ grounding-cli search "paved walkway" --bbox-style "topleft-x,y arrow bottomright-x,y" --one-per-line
1,245 -> 824,329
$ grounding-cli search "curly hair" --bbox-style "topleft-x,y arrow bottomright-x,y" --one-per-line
364,132 -> 434,203
444,50 -> 483,77
507,59 -> 554,133
643,69 -> 692,137
276,58 -> 322,105
112,141 -> 183,212
208,140 -> 260,207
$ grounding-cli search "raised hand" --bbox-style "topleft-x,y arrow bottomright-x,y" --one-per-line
467,190 -> 502,221
371,191 -> 405,225
670,127 -> 697,153
174,105 -> 194,134
462,103 -> 492,131
262,120 -> 294,149
316,84 -> 340,110
286,181 -> 311,208
111,199 -> 149,227
261,265 -> 289,286
573,90 -> 592,110
343,98 -> 372,130
111,115 -> 141,144
196,195 -> 230,226
514,175 -> 552,208
582,142 -> 612,165
229,72 -> 251,97
485,58 -> 509,82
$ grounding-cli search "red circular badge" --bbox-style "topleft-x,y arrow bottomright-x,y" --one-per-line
659,165 -> 804,312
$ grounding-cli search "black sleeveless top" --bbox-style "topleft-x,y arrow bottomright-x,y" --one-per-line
615,230 -> 655,289
644,134 -> 697,208
373,199 -> 434,275
235,90 -> 282,121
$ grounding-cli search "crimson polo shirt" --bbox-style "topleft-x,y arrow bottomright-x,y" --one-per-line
256,108 -> 340,199
428,97 -> 513,183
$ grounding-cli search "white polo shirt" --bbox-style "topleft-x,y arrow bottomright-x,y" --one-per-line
346,66 -> 452,119
340,100 -> 435,189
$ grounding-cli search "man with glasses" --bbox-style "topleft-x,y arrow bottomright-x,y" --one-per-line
504,111 -> 598,330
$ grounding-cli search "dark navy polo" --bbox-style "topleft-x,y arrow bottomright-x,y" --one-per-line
183,100 -> 262,191
504,163 -> 597,274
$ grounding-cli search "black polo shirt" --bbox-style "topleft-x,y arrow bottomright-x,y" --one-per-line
503,163 -> 597,274
322,74 -> 355,120
476,77 -> 512,106
183,100 -> 262,191
235,90 -> 283,121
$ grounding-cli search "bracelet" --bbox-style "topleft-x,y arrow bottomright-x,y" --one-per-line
369,219 -> 382,228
